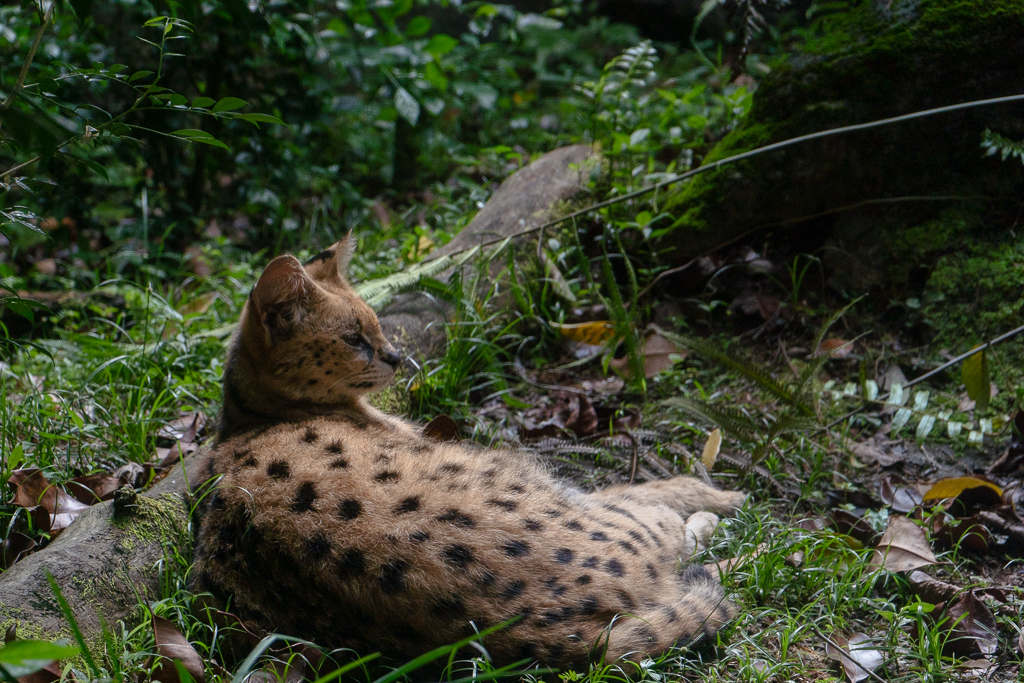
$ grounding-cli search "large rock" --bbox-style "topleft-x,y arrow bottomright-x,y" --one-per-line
659,0 -> 1024,276
378,144 -> 598,357
0,452 -> 205,646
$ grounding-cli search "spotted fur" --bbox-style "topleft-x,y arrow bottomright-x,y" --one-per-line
194,235 -> 745,670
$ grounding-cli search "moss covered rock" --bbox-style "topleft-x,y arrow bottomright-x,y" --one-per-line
659,0 -> 1024,265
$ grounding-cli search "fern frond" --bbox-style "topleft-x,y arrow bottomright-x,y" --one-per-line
661,331 -> 811,414
767,413 -> 818,437
356,251 -> 467,311
663,397 -> 760,442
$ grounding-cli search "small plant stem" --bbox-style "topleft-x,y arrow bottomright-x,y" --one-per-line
0,0 -> 56,134
822,321 -> 1024,433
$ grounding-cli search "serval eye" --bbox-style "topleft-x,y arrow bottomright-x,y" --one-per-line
343,334 -> 364,347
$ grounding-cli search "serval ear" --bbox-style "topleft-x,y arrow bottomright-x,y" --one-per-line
303,232 -> 355,287
249,255 -> 314,341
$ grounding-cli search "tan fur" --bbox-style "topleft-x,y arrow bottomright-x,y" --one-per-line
194,236 -> 745,670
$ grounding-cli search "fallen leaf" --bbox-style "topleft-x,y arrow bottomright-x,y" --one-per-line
702,429 -> 722,470
868,516 -> 938,573
933,516 -> 990,552
8,469 -> 56,511
825,633 -> 883,683
943,591 -> 998,658
156,413 -> 203,467
703,544 -> 767,581
850,438 -> 902,467
0,533 -> 35,570
554,320 -> 616,346
988,410 -> 1024,474
608,331 -> 689,379
152,615 -> 206,683
818,338 -> 854,358
67,472 -> 122,504
907,570 -> 960,604
830,509 -> 877,546
880,477 -> 923,513
423,415 -> 460,442
49,491 -> 90,534
564,395 -> 599,437
923,477 -> 1002,503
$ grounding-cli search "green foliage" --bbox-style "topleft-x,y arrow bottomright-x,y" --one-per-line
981,128 -> 1024,164
0,638 -> 78,680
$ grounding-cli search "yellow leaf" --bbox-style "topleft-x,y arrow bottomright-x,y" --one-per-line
702,428 -> 722,470
922,476 -> 1002,501
554,320 -> 616,346
962,347 -> 990,412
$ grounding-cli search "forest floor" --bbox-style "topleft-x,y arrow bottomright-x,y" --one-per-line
3,227 -> 1024,683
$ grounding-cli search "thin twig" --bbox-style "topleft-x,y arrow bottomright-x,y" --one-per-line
809,623 -> 890,683
0,0 -> 56,133
423,93 -> 1024,265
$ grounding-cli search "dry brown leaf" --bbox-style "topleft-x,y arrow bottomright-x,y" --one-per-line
608,331 -> 688,379
0,532 -> 35,570
825,633 -> 883,683
423,415 -> 460,442
880,477 -> 923,513
943,591 -> 998,658
8,469 -> 55,510
50,490 -> 90,534
868,516 -> 938,573
850,438 -> 902,467
564,395 -> 599,437
152,615 -> 206,683
907,570 -> 960,603
818,338 -> 854,358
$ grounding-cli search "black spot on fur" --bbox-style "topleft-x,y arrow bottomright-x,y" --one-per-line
563,520 -> 584,531
443,544 -> 474,571
606,558 -> 625,577
580,596 -> 601,616
590,531 -> 609,541
664,607 -> 679,623
238,455 -> 258,469
436,509 -> 476,528
306,534 -> 332,561
209,492 -> 226,511
601,503 -> 638,522
394,496 -> 421,514
431,596 -> 466,617
514,642 -> 536,660
555,548 -> 574,564
486,498 -> 518,512
646,563 -> 659,580
482,468 -> 497,479
338,498 -> 362,521
379,559 -> 410,593
330,457 -> 349,469
352,381 -> 374,389
477,569 -> 496,588
412,442 -> 431,454
617,590 -> 636,610
618,540 -> 638,555
628,529 -> 648,547
543,508 -> 562,518
680,564 -> 714,585
581,556 -> 599,568
410,530 -> 430,543
291,482 -> 318,513
576,575 -> 592,585
267,460 -> 290,479
307,379 -> 319,386
325,440 -> 344,454
301,427 -> 319,443
500,580 -> 526,600
502,540 -> 530,557
437,462 -> 465,475
523,519 -> 543,531
374,470 -> 400,484
232,448 -> 251,461
506,483 -> 526,494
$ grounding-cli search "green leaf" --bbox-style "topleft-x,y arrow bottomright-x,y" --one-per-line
394,87 -> 420,125
191,96 -> 215,109
128,70 -> 154,83
171,129 -> 229,150
108,122 -> 131,137
423,61 -> 447,92
962,347 -> 990,412
212,97 -> 247,113
237,113 -> 286,127
108,64 -> 128,74
425,33 -> 458,57
0,639 -> 79,678
405,16 -> 432,36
